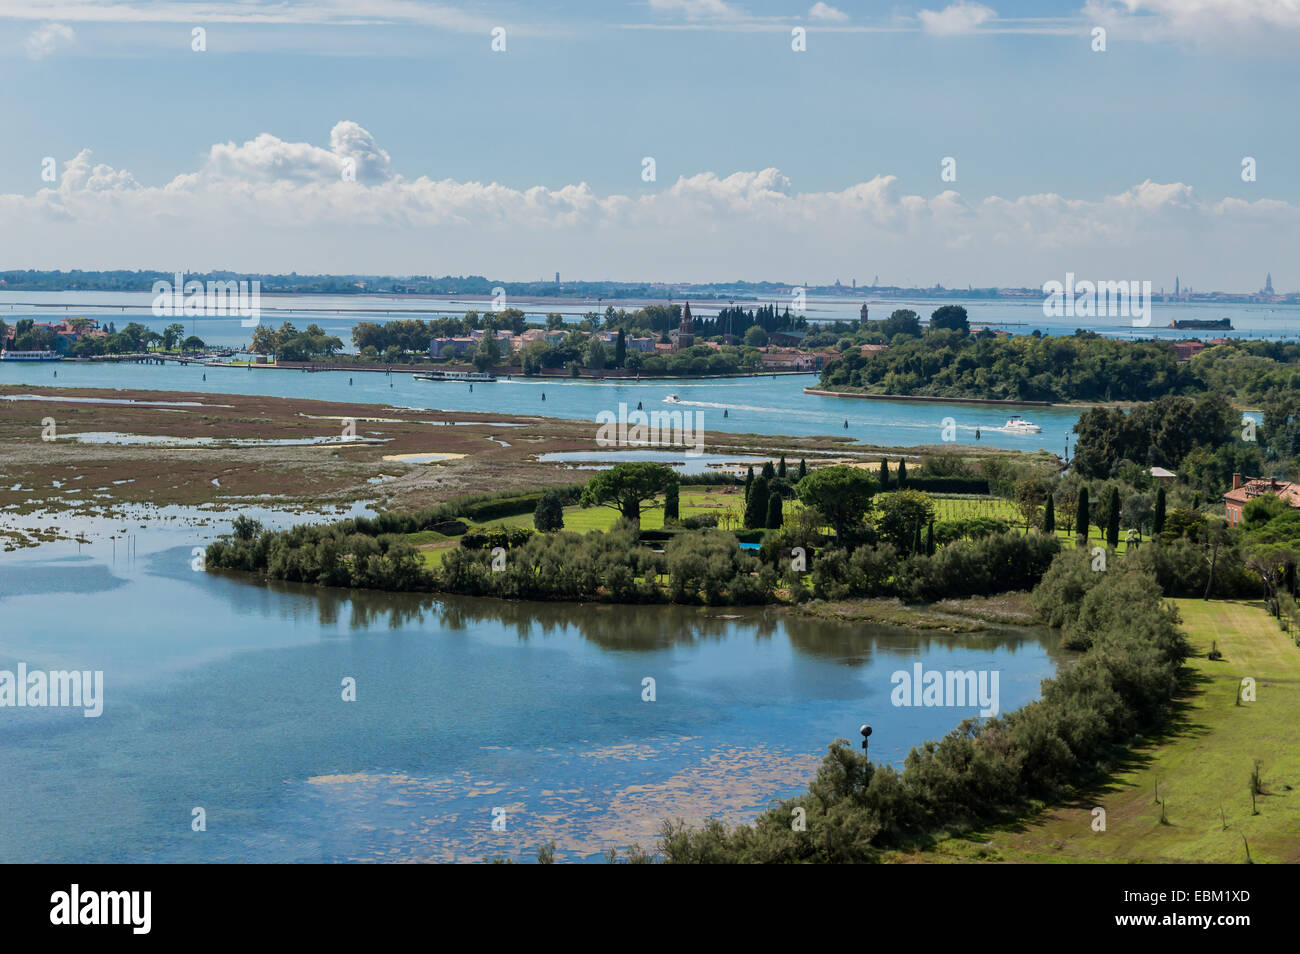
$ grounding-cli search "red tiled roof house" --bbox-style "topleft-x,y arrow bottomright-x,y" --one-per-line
1223,473 -> 1300,527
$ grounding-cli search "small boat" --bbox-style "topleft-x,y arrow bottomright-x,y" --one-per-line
414,370 -> 496,383
1004,415 -> 1041,433
664,394 -> 681,403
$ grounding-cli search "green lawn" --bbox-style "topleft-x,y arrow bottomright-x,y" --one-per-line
467,487 -> 754,534
918,598 -> 1300,863
1046,525 -> 1135,554
413,485 -> 755,565
419,546 -> 454,568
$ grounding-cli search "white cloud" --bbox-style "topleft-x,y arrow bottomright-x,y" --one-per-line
808,2 -> 848,22
201,122 -> 393,186
646,0 -> 744,19
58,149 -> 140,193
0,1 -> 500,31
1,123 -> 1295,288
1083,0 -> 1300,49
24,22 -> 75,59
918,2 -> 996,35
1112,0 -> 1300,30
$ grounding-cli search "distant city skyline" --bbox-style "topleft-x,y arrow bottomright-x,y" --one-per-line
0,268 -> 1293,300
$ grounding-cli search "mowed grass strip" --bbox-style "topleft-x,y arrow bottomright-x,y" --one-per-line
923,598 -> 1300,864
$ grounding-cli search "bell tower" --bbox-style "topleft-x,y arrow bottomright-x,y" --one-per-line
675,301 -> 695,350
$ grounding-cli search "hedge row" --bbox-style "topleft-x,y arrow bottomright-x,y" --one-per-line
887,476 -> 991,495
459,485 -> 583,522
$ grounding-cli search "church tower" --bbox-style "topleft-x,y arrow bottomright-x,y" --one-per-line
675,301 -> 695,350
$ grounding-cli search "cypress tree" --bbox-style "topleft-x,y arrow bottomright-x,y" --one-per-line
925,519 -> 935,556
1075,487 -> 1089,545
664,478 -> 679,523
1043,493 -> 1055,534
762,460 -> 776,481
878,459 -> 890,491
614,328 -> 627,368
744,476 -> 770,530
897,459 -> 908,488
911,518 -> 922,556
766,493 -> 783,530
798,459 -> 807,480
744,466 -> 754,501
778,455 -> 787,478
1153,485 -> 1167,537
1106,487 -> 1120,549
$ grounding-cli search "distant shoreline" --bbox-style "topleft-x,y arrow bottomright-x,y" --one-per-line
1,279 -> 1295,306
234,360 -> 819,382
804,388 -> 1054,408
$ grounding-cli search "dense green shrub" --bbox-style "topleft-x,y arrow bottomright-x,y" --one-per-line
680,513 -> 719,530
932,516 -> 1011,544
665,531 -> 774,605
460,527 -> 534,550
810,533 -> 1059,604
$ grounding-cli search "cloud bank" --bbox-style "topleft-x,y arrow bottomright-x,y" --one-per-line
2,122 -> 1294,288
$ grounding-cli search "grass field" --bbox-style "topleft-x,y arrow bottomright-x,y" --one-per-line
414,485 -> 754,566
472,487 -> 752,533
915,598 -> 1300,863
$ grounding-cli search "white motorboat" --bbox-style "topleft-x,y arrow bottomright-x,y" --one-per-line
1004,415 -> 1041,433
664,394 -> 681,403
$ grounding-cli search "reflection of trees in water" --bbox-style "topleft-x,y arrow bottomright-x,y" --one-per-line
259,577 -> 781,649
780,614 -> 1063,666
254,575 -> 1066,664
435,597 -> 783,651
262,577 -> 437,630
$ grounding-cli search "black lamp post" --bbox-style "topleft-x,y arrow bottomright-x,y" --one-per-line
860,723 -> 872,754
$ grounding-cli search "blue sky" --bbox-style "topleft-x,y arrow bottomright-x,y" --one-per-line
1,1 -> 1298,289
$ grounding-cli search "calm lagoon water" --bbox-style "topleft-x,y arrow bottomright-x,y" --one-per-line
0,520 -> 1065,863
0,359 -> 1082,453
18,288 -> 1291,453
